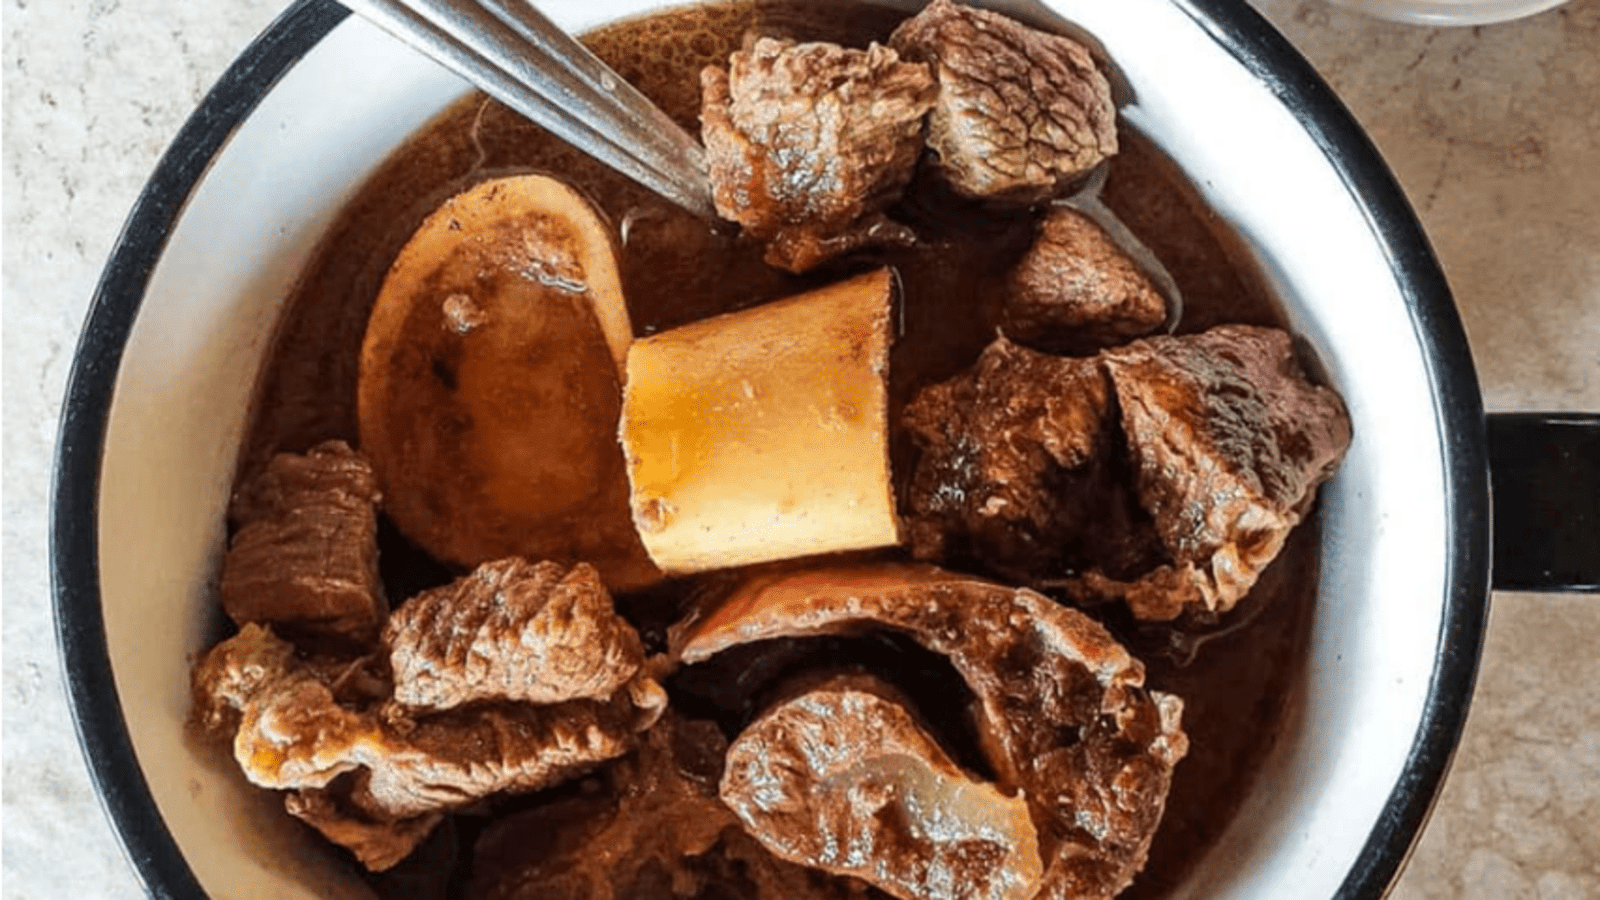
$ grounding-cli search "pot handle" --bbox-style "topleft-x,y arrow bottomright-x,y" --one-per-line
1487,412 -> 1600,592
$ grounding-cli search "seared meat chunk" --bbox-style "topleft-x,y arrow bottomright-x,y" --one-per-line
890,0 -> 1116,203
1083,325 -> 1352,620
701,37 -> 936,272
903,337 -> 1164,583
192,567 -> 665,870
904,327 -> 1351,621
195,623 -> 664,817
221,440 -> 385,647
386,560 -> 644,713
472,713 -> 852,900
1004,206 -> 1167,353
722,674 -> 1041,900
355,692 -> 663,818
678,563 -> 1189,900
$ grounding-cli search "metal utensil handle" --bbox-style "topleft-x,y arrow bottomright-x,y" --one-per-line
339,0 -> 714,217
477,0 -> 705,168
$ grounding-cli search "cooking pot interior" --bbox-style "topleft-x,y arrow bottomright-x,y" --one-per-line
77,1 -> 1466,897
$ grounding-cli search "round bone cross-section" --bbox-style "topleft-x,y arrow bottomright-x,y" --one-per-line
677,563 -> 1189,900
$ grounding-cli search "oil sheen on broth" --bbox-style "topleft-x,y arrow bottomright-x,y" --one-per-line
237,2 -> 1318,896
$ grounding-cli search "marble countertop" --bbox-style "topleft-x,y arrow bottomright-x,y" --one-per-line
3,0 -> 1597,897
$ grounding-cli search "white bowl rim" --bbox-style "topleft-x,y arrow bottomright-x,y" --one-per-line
50,1 -> 1491,897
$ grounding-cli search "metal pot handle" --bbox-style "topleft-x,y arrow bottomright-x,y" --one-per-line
1487,413 -> 1600,592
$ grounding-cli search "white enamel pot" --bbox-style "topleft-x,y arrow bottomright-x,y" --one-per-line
53,1 -> 1598,898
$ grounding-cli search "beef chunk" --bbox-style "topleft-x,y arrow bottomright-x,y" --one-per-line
385,560 -> 644,713
1004,206 -> 1167,353
191,567 -> 665,870
196,622 -> 664,817
890,0 -> 1117,203
902,337 -> 1164,583
221,440 -> 385,647
678,563 -> 1189,900
356,692 -> 663,819
1080,325 -> 1352,620
903,327 -> 1351,622
471,713 -> 853,900
701,37 -> 936,273
721,674 -> 1041,900
284,790 -> 443,873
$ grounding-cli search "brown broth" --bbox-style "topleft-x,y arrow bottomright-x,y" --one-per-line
238,2 -> 1317,897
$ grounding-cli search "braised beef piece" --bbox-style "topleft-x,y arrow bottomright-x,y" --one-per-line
471,713 -> 857,900
191,558 -> 667,871
355,691 -> 664,819
678,563 -> 1189,900
700,37 -> 936,273
1077,325 -> 1352,620
385,560 -> 644,713
721,674 -> 1041,900
902,337 -> 1165,584
889,0 -> 1116,203
904,327 -> 1351,621
221,439 -> 385,647
1004,207 -> 1167,353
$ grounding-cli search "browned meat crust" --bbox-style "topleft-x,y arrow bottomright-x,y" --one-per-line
1083,325 -> 1353,619
890,0 -> 1116,203
902,337 -> 1166,584
192,559 -> 665,871
701,37 -> 936,272
1004,206 -> 1167,353
385,559 -> 644,713
221,440 -> 386,647
903,327 -> 1351,621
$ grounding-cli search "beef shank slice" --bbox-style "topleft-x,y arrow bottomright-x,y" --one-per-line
902,337 -> 1164,583
1088,324 -> 1352,620
677,563 -> 1188,900
890,0 -> 1116,203
721,674 -> 1042,900
701,37 -> 936,272
1004,206 -> 1166,353
385,559 -> 644,713
221,439 -> 385,646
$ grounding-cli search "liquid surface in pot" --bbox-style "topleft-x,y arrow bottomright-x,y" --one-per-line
236,2 -> 1318,896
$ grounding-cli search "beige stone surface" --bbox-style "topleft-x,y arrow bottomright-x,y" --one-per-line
1255,0 -> 1600,412
3,0 -> 1597,898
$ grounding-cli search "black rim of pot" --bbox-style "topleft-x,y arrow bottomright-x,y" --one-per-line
49,1 -> 1490,897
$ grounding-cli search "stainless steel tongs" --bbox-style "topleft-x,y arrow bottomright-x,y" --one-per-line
337,0 -> 716,218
